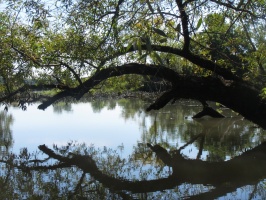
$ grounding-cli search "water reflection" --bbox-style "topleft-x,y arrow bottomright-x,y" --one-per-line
52,102 -> 73,114
0,98 -> 266,199
194,117 -> 262,161
0,111 -> 14,156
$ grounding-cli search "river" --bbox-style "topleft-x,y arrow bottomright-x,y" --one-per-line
0,98 -> 266,199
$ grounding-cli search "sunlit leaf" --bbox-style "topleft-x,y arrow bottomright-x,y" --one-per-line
196,17 -> 203,30
137,38 -> 142,56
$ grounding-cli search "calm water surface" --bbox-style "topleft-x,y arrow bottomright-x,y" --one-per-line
1,98 -> 266,199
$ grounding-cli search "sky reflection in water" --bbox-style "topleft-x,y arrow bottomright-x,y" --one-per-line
2,99 -> 266,199
7,99 -> 266,161
10,102 -> 142,155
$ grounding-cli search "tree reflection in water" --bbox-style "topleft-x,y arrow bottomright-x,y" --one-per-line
0,99 -> 266,199
0,140 -> 266,199
0,111 -> 14,157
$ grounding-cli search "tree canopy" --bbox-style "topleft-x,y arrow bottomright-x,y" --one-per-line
0,0 -> 266,127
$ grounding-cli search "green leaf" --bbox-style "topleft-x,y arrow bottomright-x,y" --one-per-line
138,53 -> 149,61
152,52 -> 164,65
125,42 -> 133,52
196,17 -> 203,30
145,36 -> 152,53
152,27 -> 167,37
137,38 -> 142,56
175,24 -> 181,32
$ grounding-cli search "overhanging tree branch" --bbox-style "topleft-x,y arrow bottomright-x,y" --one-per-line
147,76 -> 266,129
103,44 -> 240,81
37,63 -> 181,110
35,63 -> 266,129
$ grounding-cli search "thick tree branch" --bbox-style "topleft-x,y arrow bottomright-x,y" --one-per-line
176,0 -> 191,51
35,63 -> 266,129
105,44 -> 239,81
146,90 -> 176,111
192,106 -> 225,118
149,46 -> 240,81
37,63 -> 181,110
147,76 -> 266,129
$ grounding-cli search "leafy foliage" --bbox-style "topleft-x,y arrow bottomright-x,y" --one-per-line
0,0 -> 266,104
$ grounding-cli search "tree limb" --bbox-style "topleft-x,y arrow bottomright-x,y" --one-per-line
147,76 -> 266,129
209,0 -> 257,18
37,63 -> 181,110
176,0 -> 191,51
11,46 -> 41,66
59,61 -> 83,86
105,44 -> 239,81
34,63 -> 266,129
